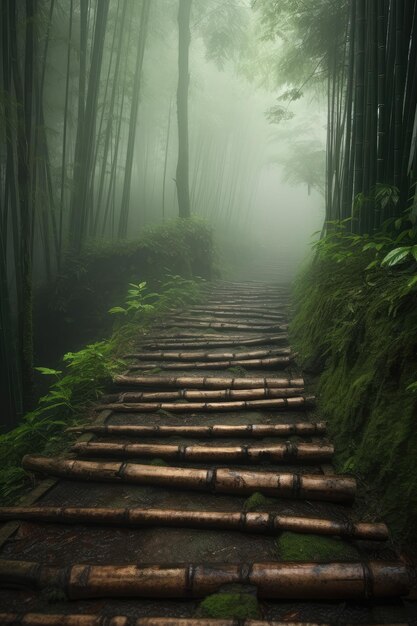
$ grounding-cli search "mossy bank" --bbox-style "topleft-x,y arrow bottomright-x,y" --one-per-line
291,254 -> 417,546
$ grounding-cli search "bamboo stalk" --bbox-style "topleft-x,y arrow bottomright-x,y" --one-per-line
22,455 -> 356,501
127,356 -> 293,371
155,321 -> 287,332
186,305 -> 288,314
125,348 -> 291,361
0,615 -> 337,626
97,396 -> 315,413
113,374 -> 305,389
168,312 -> 286,322
0,558 -> 409,599
139,334 -> 289,349
67,422 -> 325,438
0,506 -> 388,540
71,441 -> 334,463
101,387 -> 305,403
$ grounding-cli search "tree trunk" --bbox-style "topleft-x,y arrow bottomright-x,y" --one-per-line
117,0 -> 151,238
176,0 -> 192,218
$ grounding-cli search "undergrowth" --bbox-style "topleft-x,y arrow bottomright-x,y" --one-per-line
0,274 -> 205,504
291,221 -> 417,544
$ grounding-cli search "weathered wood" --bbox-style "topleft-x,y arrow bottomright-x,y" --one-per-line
101,387 -> 305,403
127,355 -> 293,371
0,559 -> 410,599
71,441 -> 334,463
156,321 -> 287,331
0,615 -> 336,626
67,422 -> 326,438
139,333 -> 289,349
113,374 -> 305,389
124,347 -> 291,361
22,455 -> 356,501
0,506 -> 388,540
97,396 -> 315,413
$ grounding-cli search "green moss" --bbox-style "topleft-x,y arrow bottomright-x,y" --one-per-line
198,593 -> 260,618
243,491 -> 270,511
276,531 -> 360,562
291,252 -> 417,545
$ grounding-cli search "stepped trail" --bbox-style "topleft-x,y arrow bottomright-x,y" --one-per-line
0,281 -> 416,625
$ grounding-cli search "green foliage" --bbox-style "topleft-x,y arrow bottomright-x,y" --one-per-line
0,273 -> 205,505
243,491 -> 270,511
291,246 -> 417,543
276,532 -> 359,562
198,593 -> 260,619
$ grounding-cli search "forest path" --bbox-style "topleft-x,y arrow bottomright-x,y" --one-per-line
0,281 -> 415,624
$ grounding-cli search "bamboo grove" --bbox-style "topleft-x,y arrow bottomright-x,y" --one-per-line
0,0 -> 255,425
327,0 -> 417,231
254,0 -> 417,233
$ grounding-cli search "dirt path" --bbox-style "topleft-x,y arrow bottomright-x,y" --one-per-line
0,281 -> 415,625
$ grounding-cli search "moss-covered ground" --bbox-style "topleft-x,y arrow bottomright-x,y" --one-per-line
197,592 -> 260,618
291,254 -> 417,545
276,531 -> 360,561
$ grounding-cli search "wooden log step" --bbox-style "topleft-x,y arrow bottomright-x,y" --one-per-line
167,312 -> 286,322
22,455 -> 356,501
101,387 -> 305,403
71,441 -> 334,463
139,334 -> 289,350
127,356 -> 293,371
113,374 -> 305,389
67,422 -> 326,438
0,615 -> 343,626
0,558 -> 410,600
0,506 -> 388,540
125,348 -> 291,362
97,396 -> 315,413
156,321 -> 287,332
186,305 -> 288,314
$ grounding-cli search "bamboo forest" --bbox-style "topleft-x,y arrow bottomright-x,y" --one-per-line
1,0 -> 417,622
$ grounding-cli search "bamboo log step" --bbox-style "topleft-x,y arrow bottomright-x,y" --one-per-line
0,616 -> 362,626
113,374 -> 305,389
101,387 -> 305,403
22,455 -> 356,501
0,615 -> 366,626
139,334 -> 289,349
167,312 -> 286,322
0,558 -> 410,600
67,422 -> 326,438
8,617 -> 397,626
127,356 -> 293,371
97,396 -> 315,413
125,348 -> 291,362
186,305 -> 288,314
0,506 -> 388,540
156,321 -> 287,332
71,441 -> 334,463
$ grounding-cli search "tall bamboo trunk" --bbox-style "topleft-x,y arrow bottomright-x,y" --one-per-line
176,0 -> 192,218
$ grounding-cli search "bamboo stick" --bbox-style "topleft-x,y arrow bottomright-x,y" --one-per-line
155,321 -> 287,332
22,455 -> 356,501
186,305 -> 288,314
139,334 -> 289,350
66,422 -> 325,438
125,348 -> 291,362
71,441 -> 334,463
0,506 -> 388,540
0,558 -> 410,599
167,312 -> 286,322
97,396 -> 315,413
0,615 -> 338,626
127,356 -> 293,371
101,387 -> 305,403
113,374 -> 305,389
